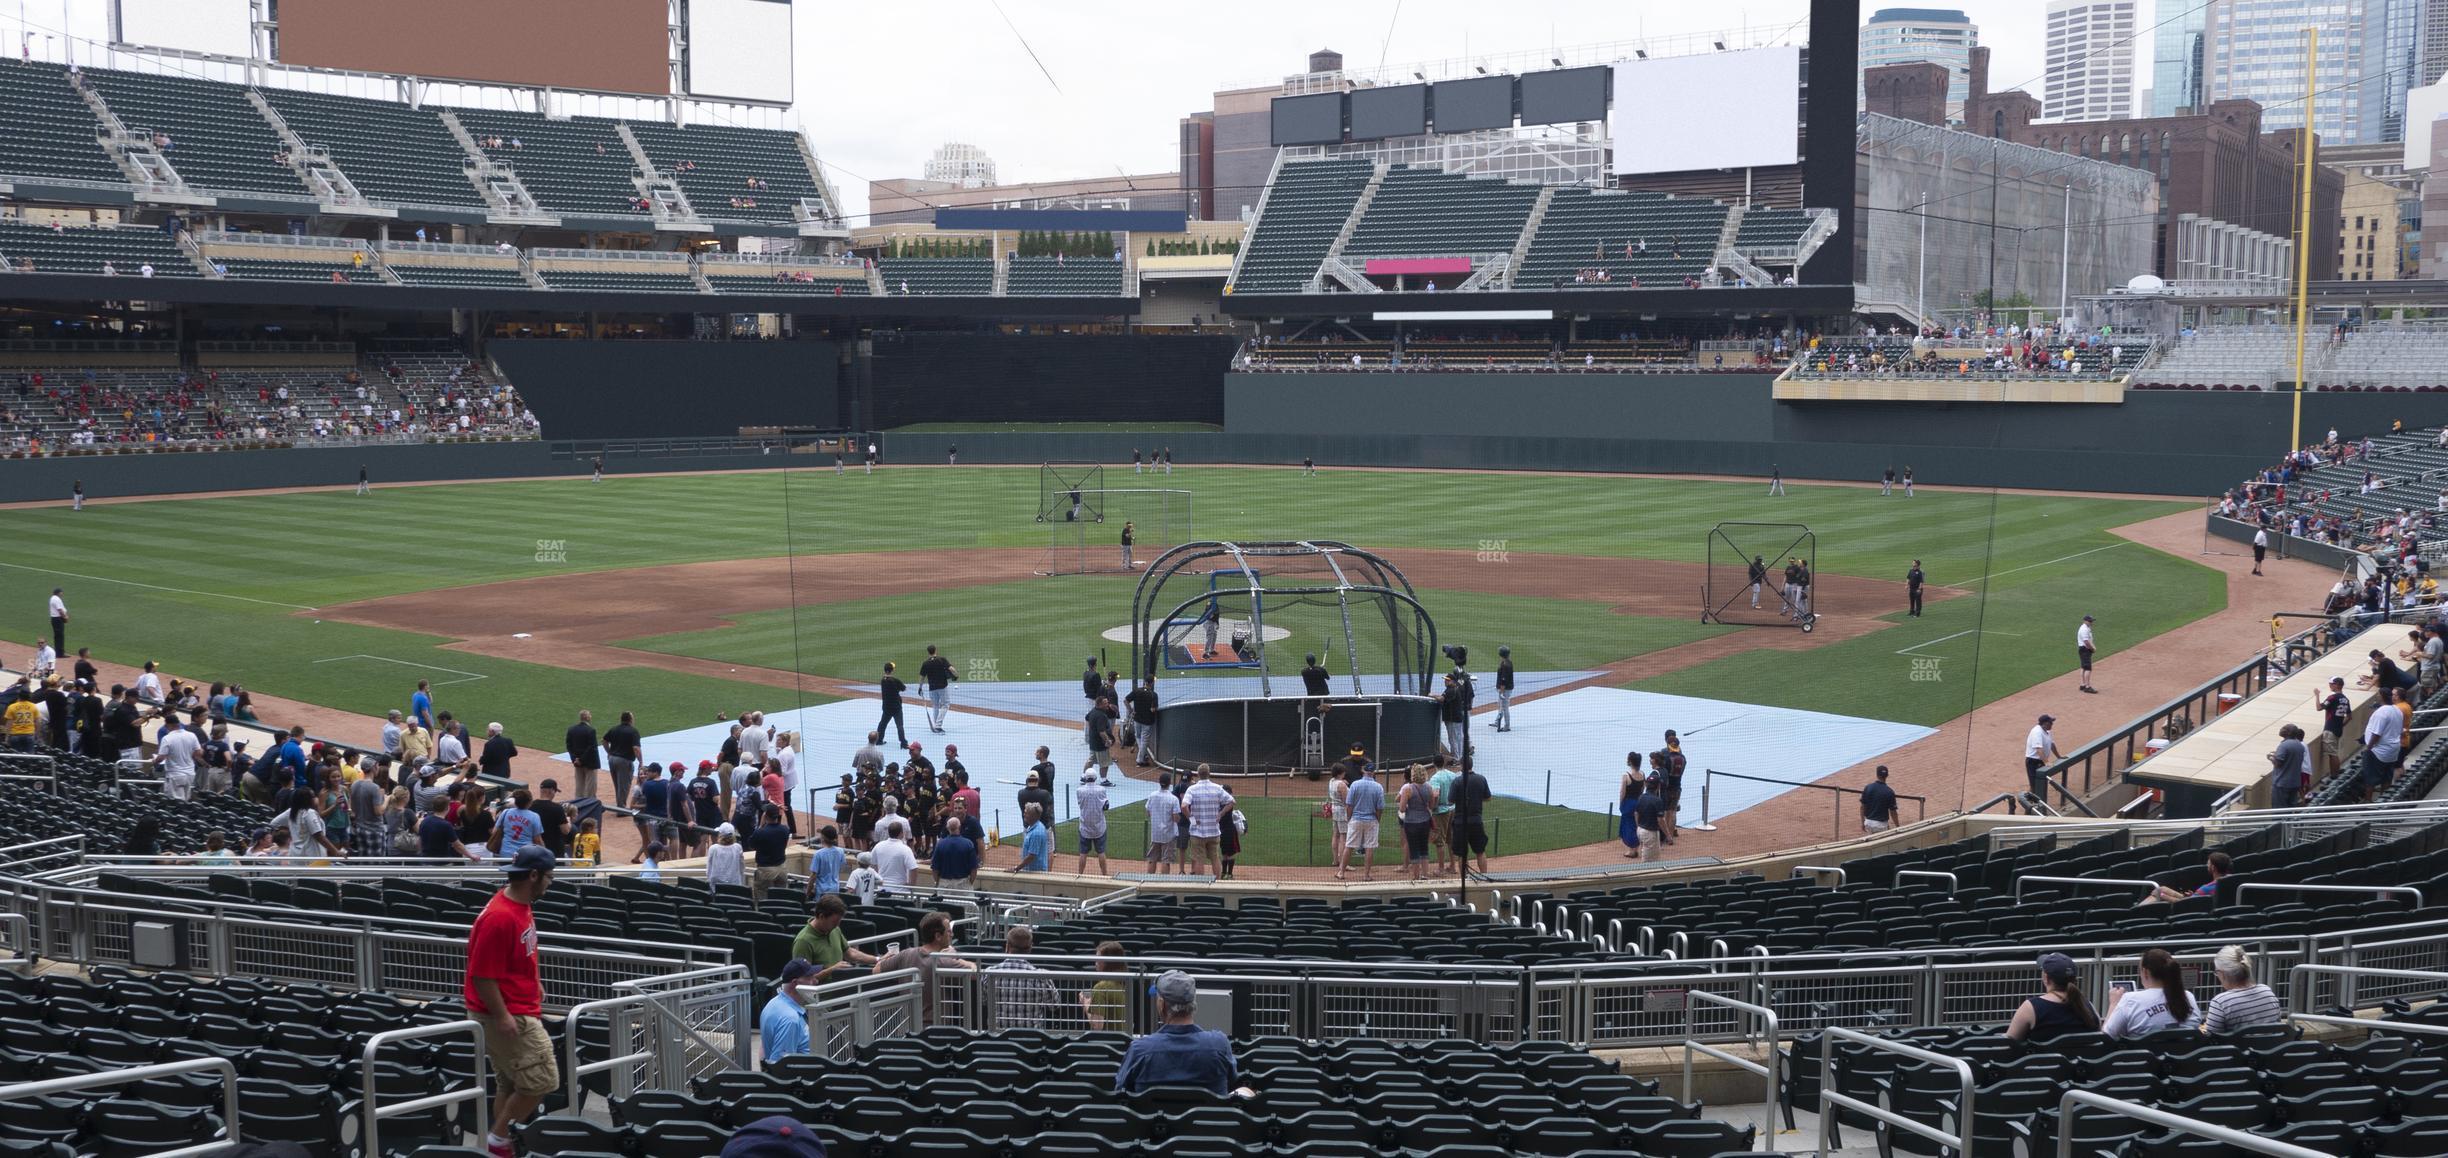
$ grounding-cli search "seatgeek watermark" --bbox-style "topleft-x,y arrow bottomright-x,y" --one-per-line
1476,538 -> 1510,564
534,539 -> 567,564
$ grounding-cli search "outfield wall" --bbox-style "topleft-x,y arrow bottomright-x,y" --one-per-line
880,374 -> 2448,496
15,368 -> 2448,503
491,339 -> 842,440
868,334 -> 1241,427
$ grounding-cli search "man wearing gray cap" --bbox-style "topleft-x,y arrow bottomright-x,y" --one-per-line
1114,970 -> 1252,1097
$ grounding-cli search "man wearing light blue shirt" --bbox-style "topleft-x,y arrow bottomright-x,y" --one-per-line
1018,805 -> 1051,871
759,959 -> 815,1065
1340,767 -> 1384,881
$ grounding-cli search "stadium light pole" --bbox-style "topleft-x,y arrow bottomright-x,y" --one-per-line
1915,191 -> 1927,323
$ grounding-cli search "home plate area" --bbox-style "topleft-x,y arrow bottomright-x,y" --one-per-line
1478,687 -> 1933,822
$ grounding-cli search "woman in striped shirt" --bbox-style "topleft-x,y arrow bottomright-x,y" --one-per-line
2200,944 -> 2282,1035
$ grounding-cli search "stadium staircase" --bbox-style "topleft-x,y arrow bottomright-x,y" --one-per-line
244,90 -> 375,215
991,255 -> 1011,296
1710,205 -> 1774,287
614,124 -> 708,232
1501,185 -> 1556,288
67,69 -> 199,204
1307,161 -> 1388,293
434,110 -> 553,223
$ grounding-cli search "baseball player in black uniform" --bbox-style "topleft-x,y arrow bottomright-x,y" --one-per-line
1120,521 -> 1135,569
1302,455 -> 1315,477
1907,559 -> 1925,617
1794,559 -> 1814,621
876,661 -> 909,745
1780,558 -> 1803,619
1493,646 -> 1515,732
1132,448 -> 1144,475
591,456 -> 603,484
1748,556 -> 1768,610
917,645 -> 956,733
1300,654 -> 1332,723
1882,466 -> 1895,496
1768,464 -> 1784,496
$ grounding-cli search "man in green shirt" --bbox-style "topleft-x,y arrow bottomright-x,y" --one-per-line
791,895 -> 879,981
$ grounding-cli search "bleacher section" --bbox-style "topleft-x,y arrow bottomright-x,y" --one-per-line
530,250 -> 697,294
1339,167 -> 1542,263
1731,206 -> 1814,251
877,257 -> 994,296
0,61 -> 119,185
625,121 -> 826,227
1811,1017 -> 2446,1158
533,1033 -> 1751,1158
702,264 -> 871,296
1228,158 -> 1376,294
1789,336 -> 2151,380
452,110 -> 645,219
1004,256 -> 1125,296
0,221 -> 197,277
1517,189 -> 1727,288
382,257 -> 533,289
82,68 -> 307,199
256,88 -> 482,211
1031,894 -> 1599,966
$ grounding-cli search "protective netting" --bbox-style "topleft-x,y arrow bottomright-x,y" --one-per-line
1703,522 -> 1818,630
1035,462 -> 1103,523
1035,488 -> 1194,575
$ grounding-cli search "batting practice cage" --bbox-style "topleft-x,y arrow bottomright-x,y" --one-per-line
1034,466 -> 1193,574
1127,541 -> 1443,775
1703,522 -> 1819,631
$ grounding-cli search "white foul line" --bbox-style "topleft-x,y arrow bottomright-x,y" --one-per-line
1896,629 -> 2022,657
311,654 -> 488,685
0,558 -> 315,610
1959,541 -> 2137,588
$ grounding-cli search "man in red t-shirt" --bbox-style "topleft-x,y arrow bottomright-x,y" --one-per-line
466,845 -> 558,1158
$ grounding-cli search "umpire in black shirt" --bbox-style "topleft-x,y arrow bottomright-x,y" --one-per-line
1907,560 -> 1925,618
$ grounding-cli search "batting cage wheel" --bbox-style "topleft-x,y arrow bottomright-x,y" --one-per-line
1702,522 -> 1819,632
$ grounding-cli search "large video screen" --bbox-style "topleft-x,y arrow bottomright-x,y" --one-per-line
1270,92 -> 1346,146
1612,46 -> 1800,174
1350,84 -> 1429,140
686,0 -> 795,104
277,0 -> 670,95
1519,66 -> 1609,125
115,0 -> 256,59
1431,75 -> 1514,133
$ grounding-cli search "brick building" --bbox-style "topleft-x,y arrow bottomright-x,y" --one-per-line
1890,49 -> 2343,280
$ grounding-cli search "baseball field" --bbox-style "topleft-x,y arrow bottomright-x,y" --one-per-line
0,463 -> 2220,863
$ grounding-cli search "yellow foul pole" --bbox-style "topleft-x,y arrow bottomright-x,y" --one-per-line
2290,26 -> 2317,448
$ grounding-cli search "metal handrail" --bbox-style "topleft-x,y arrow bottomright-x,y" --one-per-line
1790,865 -> 1847,886
1681,991 -> 1779,1152
1819,1027 -> 1973,1158
361,1019 -> 488,1158
1688,768 -> 1929,835
1896,870 -> 1960,895
2056,1091 -> 2333,1158
2012,875 -> 2162,903
0,1058 -> 240,1158
2282,963 -> 2448,1014
2235,882 -> 2425,907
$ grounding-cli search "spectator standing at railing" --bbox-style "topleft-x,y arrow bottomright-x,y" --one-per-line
1860,765 -> 1899,832
45,589 -> 65,657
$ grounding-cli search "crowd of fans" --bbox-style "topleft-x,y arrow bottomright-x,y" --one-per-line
0,355 -> 536,452
2219,425 -> 2443,554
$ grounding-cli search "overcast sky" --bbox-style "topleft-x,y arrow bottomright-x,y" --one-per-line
792,1 -> 2059,224
3,0 -> 2069,225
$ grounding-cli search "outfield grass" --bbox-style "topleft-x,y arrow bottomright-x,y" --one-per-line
619,582 -> 1732,683
0,467 -> 2212,750
1025,793 -> 1611,868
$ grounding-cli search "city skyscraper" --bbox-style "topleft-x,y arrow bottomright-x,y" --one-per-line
2150,0 -> 2209,115
2421,0 -> 2448,86
1859,8 -> 1980,118
2046,0 -> 2141,120
2208,0 -> 2422,144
